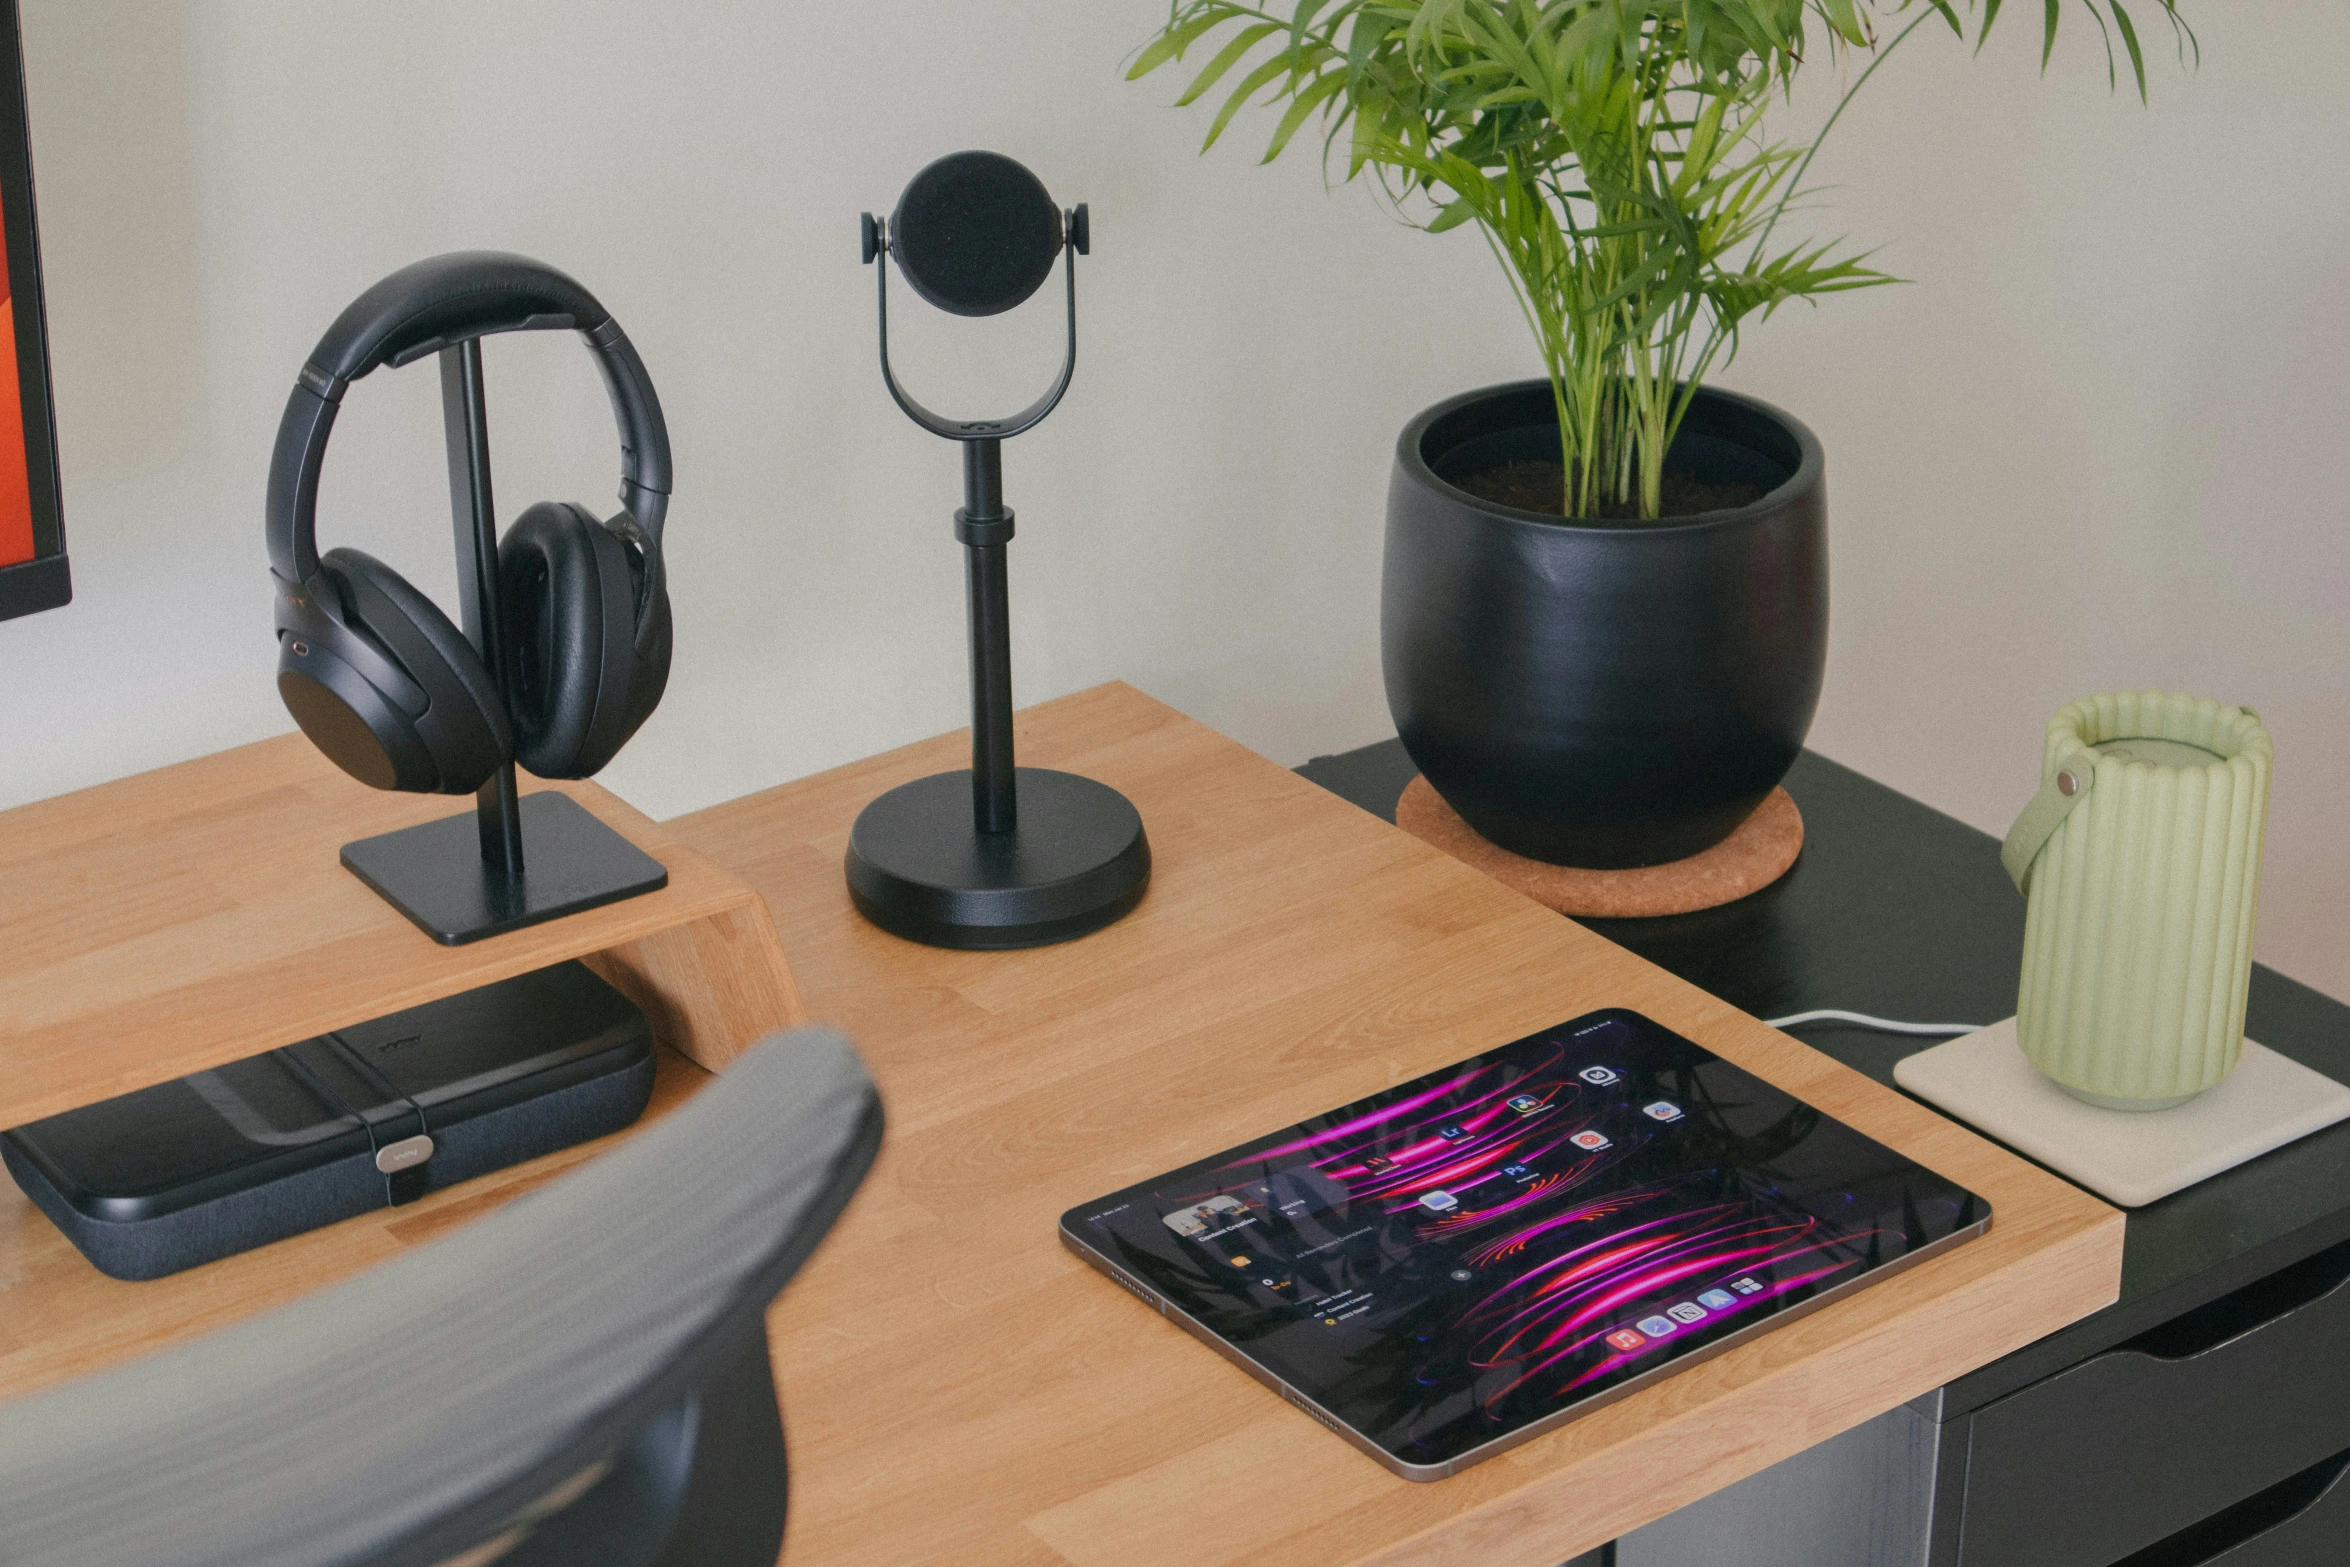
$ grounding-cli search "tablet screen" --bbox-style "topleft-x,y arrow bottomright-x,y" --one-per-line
1059,1008 -> 1988,1479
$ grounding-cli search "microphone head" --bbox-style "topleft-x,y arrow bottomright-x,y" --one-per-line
889,150 -> 1064,318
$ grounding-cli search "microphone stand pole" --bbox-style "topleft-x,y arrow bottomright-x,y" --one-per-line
844,196 -> 1148,950
960,437 -> 1016,835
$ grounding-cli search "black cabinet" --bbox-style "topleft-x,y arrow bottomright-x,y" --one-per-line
2154,1447 -> 2350,1566
1298,742 -> 2350,1567
1962,1236 -> 2350,1566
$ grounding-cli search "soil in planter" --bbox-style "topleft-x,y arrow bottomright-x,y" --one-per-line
1459,459 -> 1763,522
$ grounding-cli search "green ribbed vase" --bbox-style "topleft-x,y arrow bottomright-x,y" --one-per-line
2015,692 -> 2272,1110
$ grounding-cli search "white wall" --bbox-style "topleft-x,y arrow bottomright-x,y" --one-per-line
0,3 -> 2340,1001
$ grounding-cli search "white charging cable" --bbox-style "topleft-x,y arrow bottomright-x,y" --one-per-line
1764,1009 -> 1981,1038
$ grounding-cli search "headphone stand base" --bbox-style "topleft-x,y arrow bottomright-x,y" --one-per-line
845,768 -> 1149,951
342,791 -> 668,946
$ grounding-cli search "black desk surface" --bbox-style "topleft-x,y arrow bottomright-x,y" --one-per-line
1299,741 -> 2350,1415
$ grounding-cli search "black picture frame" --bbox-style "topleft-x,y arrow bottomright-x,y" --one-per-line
0,0 -> 65,623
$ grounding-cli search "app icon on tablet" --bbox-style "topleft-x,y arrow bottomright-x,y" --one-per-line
1643,1100 -> 1684,1122
1605,1329 -> 1648,1353
1697,1289 -> 1737,1311
1730,1276 -> 1765,1295
1636,1316 -> 1676,1338
1569,1130 -> 1612,1152
1579,1066 -> 1621,1087
1418,1189 -> 1460,1213
1667,1301 -> 1707,1324
1506,1093 -> 1545,1115
1438,1125 -> 1466,1141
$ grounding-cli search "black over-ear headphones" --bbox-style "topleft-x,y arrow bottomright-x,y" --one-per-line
266,251 -> 673,794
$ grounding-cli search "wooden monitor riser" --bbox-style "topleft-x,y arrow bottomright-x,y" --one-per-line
0,738 -> 805,1418
0,737 -> 804,1129
0,685 -> 2120,1567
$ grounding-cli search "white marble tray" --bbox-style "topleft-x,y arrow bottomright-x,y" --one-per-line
1895,1017 -> 2350,1208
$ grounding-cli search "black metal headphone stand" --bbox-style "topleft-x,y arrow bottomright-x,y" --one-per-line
337,338 -> 667,946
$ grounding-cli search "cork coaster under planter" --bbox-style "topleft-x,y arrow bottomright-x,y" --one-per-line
1396,776 -> 1803,917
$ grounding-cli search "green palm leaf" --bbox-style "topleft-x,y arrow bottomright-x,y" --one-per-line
1130,0 -> 2193,519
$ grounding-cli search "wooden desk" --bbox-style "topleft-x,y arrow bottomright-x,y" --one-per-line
0,684 -> 2121,1565
669,683 -> 2120,1567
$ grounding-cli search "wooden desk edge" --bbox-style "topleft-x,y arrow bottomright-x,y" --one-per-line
1368,1205 -> 2126,1566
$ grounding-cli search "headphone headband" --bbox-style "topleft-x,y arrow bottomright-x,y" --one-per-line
305,250 -> 607,383
266,251 -> 672,587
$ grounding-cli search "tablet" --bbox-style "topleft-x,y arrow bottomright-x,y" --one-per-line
1059,1007 -> 1989,1480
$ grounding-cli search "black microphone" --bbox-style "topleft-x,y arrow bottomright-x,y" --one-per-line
846,153 -> 1145,953
888,150 -> 1068,318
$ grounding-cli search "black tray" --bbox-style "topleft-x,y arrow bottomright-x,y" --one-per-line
2,960 -> 654,1280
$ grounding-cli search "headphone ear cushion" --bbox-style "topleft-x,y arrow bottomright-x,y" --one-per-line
319,547 -> 512,794
499,502 -> 638,778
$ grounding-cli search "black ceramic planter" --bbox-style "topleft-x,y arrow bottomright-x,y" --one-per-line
1382,379 -> 1827,870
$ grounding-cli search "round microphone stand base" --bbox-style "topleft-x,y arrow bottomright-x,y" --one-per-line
845,768 -> 1150,950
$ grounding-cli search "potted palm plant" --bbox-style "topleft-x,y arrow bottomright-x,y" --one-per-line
1132,0 -> 2189,868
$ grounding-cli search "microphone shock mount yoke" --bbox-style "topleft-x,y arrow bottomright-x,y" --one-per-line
847,151 -> 1147,951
